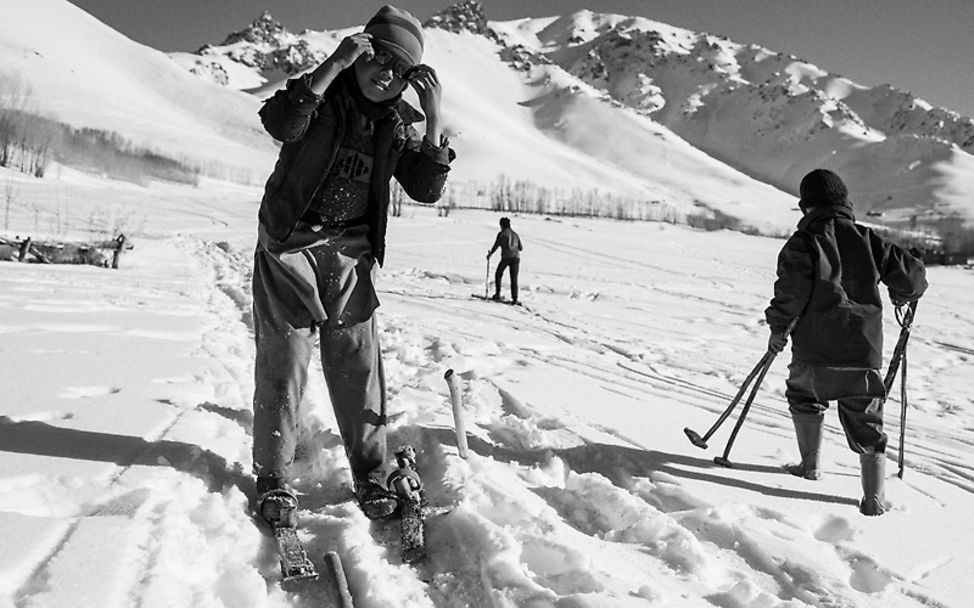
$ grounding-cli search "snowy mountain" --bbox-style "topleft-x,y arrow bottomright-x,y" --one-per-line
521,10 -> 974,225
179,2 -> 974,231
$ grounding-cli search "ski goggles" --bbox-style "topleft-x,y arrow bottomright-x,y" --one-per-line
370,44 -> 417,80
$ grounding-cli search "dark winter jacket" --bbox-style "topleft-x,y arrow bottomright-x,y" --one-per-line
257,72 -> 454,266
765,204 -> 927,368
490,227 -> 522,260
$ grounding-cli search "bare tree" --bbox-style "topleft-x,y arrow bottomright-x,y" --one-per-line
3,174 -> 15,230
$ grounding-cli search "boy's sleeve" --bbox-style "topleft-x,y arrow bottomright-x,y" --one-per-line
876,237 -> 927,303
258,74 -> 323,143
765,232 -> 815,334
393,125 -> 456,204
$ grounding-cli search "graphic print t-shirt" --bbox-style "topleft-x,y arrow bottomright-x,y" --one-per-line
307,112 -> 374,224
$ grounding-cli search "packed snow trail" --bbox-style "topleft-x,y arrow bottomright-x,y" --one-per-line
2,208 -> 973,607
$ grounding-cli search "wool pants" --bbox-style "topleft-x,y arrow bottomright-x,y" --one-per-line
785,361 -> 888,453
251,226 -> 386,483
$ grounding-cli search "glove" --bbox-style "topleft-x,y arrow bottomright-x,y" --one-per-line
768,332 -> 788,354
486,250 -> 493,259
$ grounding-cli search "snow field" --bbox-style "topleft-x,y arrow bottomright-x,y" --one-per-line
2,196 -> 973,607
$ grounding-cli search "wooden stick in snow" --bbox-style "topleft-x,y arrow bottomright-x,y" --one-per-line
444,369 -> 469,459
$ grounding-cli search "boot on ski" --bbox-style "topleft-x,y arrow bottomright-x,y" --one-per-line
354,477 -> 399,520
257,485 -> 299,529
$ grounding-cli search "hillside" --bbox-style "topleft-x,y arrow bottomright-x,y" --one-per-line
513,9 -> 974,227
178,2 -> 974,231
0,0 -> 278,183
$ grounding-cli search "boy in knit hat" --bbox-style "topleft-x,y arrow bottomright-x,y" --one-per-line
765,169 -> 926,516
251,5 -> 454,526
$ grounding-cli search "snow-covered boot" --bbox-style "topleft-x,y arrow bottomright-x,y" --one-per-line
257,487 -> 299,529
354,478 -> 399,520
783,414 -> 823,480
858,451 -> 887,516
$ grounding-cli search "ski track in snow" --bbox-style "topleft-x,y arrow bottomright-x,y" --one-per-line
2,209 -> 973,608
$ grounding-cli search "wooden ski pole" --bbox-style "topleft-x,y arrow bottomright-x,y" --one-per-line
484,256 -> 490,299
713,351 -> 777,467
444,369 -> 469,459
684,351 -> 771,449
324,551 -> 354,608
883,301 -> 916,479
897,344 -> 908,478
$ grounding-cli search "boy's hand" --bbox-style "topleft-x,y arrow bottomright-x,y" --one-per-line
768,332 -> 788,354
407,65 -> 442,120
325,33 -> 374,71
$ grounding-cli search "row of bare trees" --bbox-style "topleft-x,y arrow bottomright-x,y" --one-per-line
0,74 -> 50,176
1,72 -> 200,185
395,175 -> 741,229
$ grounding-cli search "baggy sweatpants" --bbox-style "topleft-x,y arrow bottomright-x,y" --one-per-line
785,361 -> 888,453
251,223 -> 386,483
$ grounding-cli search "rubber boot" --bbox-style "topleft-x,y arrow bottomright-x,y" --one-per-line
858,451 -> 887,516
783,414 -> 823,480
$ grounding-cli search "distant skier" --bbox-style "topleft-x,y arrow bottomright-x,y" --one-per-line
250,5 -> 455,527
487,217 -> 523,304
765,169 -> 926,516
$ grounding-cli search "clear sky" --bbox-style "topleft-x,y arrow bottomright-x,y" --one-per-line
68,0 -> 974,118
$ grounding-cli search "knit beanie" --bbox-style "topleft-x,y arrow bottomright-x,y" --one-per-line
799,169 -> 850,210
364,5 -> 424,66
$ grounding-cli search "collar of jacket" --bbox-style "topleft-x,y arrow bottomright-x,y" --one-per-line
797,204 -> 855,230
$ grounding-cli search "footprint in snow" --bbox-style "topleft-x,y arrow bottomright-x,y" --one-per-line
847,553 -> 893,593
812,514 -> 855,543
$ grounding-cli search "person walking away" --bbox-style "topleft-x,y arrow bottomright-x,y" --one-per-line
765,169 -> 926,516
487,217 -> 523,304
251,5 -> 455,527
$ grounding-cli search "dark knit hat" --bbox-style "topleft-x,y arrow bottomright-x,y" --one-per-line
799,168 -> 850,210
365,5 -> 424,66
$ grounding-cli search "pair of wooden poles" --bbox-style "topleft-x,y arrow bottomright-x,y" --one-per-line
684,306 -> 917,477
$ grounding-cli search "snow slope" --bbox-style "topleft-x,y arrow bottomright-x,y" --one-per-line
225,20 -> 800,234
0,0 -> 801,233
0,0 -> 277,182
1,168 -> 973,607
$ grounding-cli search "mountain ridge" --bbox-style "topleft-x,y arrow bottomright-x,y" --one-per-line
177,1 -> 974,229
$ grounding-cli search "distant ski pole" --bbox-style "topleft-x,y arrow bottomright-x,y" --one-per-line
484,256 -> 490,299
445,369 -> 469,459
683,351 -> 772,449
884,301 -> 917,479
